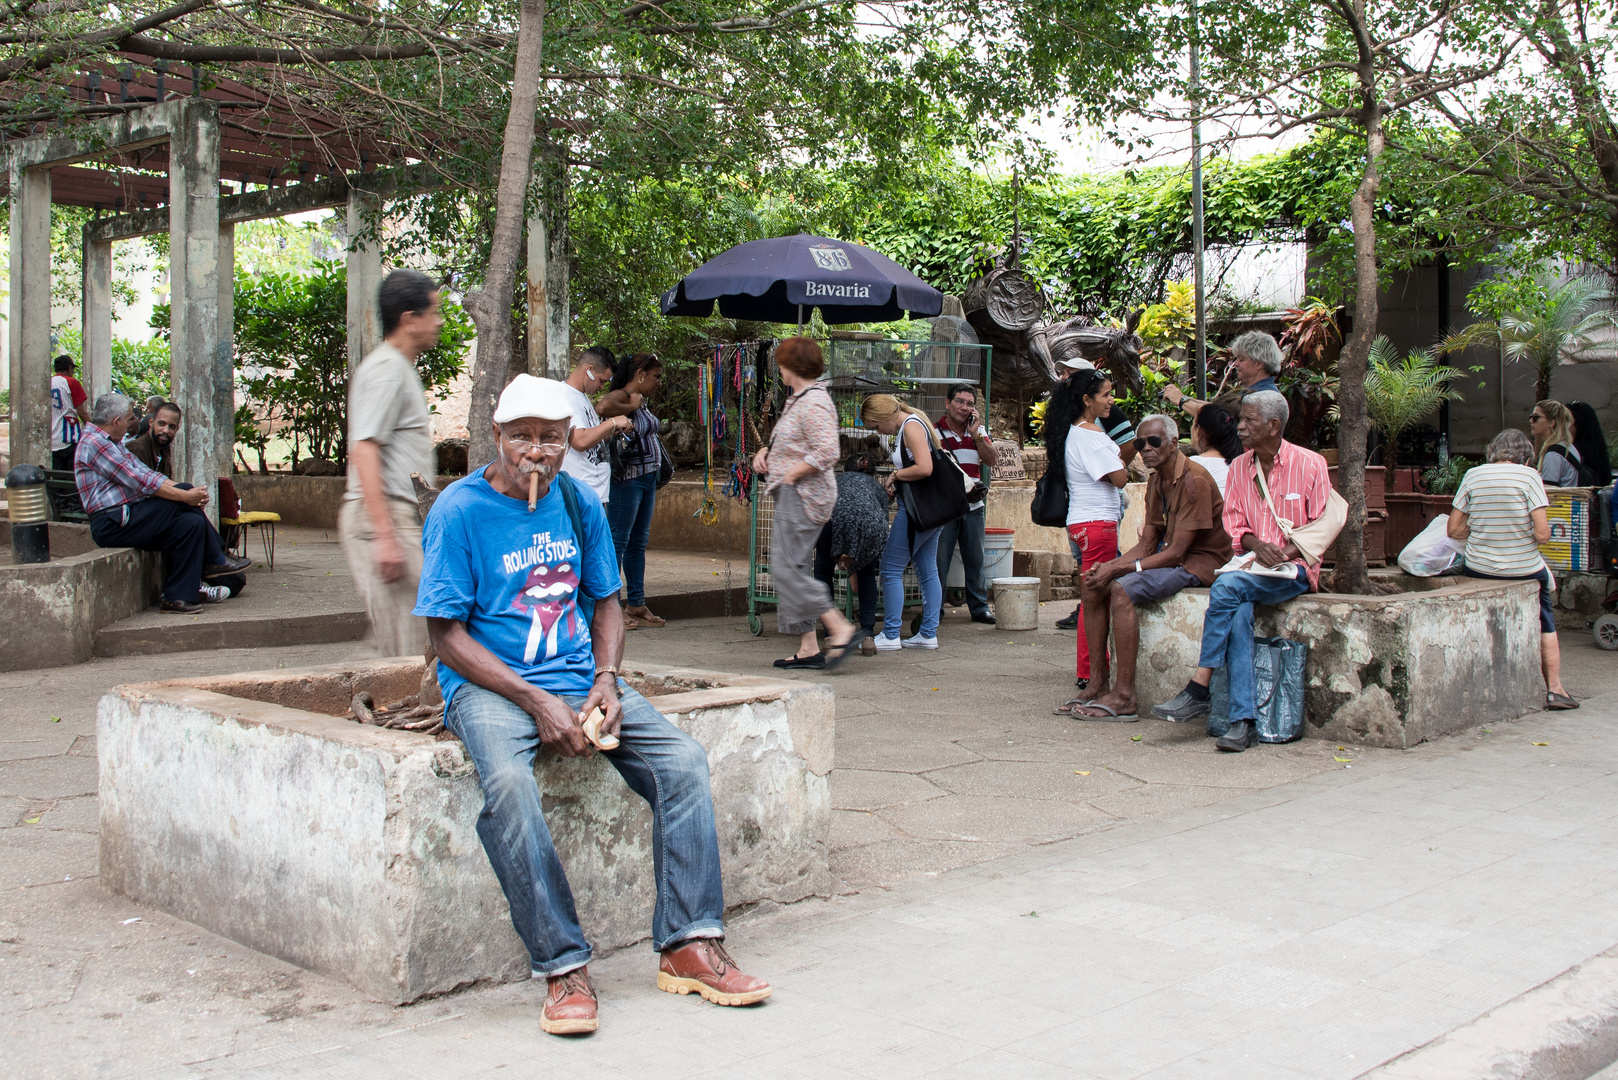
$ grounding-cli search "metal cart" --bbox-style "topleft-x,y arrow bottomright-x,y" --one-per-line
745,334 -> 993,635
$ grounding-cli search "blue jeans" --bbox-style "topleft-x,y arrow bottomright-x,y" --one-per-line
936,506 -> 989,616
445,682 -> 725,975
1196,569 -> 1309,722
880,501 -> 943,638
607,471 -> 659,606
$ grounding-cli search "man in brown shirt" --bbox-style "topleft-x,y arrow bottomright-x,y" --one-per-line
1061,414 -> 1233,721
125,401 -> 180,478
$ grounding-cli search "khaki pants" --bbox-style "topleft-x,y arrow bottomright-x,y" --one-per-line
340,497 -> 426,659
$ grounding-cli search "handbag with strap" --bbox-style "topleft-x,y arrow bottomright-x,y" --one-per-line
1253,459 -> 1348,565
898,418 -> 972,530
1031,435 -> 1070,527
1207,637 -> 1310,742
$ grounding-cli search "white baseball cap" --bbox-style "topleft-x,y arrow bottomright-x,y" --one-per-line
493,374 -> 574,423
1057,357 -> 1096,371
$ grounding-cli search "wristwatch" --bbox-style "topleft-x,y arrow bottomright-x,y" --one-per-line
1135,560 -> 1143,574
595,665 -> 622,697
975,426 -> 990,440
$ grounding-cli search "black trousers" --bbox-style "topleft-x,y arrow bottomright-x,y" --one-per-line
813,522 -> 880,633
90,498 -> 225,603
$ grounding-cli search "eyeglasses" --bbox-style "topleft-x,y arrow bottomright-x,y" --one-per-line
1133,435 -> 1168,450
502,433 -> 567,455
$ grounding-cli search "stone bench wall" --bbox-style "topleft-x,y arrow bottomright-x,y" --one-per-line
98,660 -> 833,1003
1,532 -> 161,671
1130,577 -> 1543,748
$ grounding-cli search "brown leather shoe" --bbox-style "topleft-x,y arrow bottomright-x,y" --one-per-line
541,967 -> 598,1035
657,939 -> 771,1006
160,599 -> 203,614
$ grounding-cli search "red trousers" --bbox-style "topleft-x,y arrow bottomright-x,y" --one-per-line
1067,520 -> 1119,681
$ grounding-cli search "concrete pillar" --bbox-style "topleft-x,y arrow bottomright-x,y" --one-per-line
346,188 -> 383,372
527,149 -> 570,379
8,160 -> 51,468
216,222 -> 235,473
167,99 -> 221,511
82,233 -> 114,404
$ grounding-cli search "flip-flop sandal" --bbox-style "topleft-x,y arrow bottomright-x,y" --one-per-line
774,654 -> 825,670
1546,691 -> 1580,710
820,637 -> 858,672
1054,698 -> 1092,716
1070,702 -> 1140,722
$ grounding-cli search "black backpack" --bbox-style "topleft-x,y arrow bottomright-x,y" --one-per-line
1545,444 -> 1601,487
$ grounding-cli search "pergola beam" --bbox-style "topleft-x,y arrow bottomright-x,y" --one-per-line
85,163 -> 448,241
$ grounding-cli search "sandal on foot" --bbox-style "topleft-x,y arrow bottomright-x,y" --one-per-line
1071,702 -> 1139,722
773,654 -> 825,670
625,605 -> 665,627
1546,690 -> 1579,710
820,636 -> 858,672
1054,698 -> 1090,716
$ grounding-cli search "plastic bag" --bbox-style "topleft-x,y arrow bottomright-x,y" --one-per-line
1207,637 -> 1309,743
1397,515 -> 1465,577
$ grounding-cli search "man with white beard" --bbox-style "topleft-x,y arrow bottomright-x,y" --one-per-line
413,374 -> 771,1036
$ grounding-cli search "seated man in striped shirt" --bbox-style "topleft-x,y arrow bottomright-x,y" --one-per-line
74,392 -> 250,614
1150,391 -> 1332,751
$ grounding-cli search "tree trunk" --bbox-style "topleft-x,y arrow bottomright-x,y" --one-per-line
463,0 -> 546,468
1536,364 -> 1553,404
1331,0 -> 1382,595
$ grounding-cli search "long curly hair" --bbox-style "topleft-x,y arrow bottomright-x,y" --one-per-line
1046,369 -> 1111,449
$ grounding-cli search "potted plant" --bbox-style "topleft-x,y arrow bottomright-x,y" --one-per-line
1420,456 -> 1474,518
1365,336 -> 1468,552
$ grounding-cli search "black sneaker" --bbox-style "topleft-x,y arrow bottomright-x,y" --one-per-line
1150,689 -> 1211,723
1055,609 -> 1080,630
1215,719 -> 1259,752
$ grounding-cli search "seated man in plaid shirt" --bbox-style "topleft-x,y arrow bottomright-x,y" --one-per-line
74,392 -> 250,614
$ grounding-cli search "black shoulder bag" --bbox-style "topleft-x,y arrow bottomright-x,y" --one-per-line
1031,431 -> 1070,527
898,418 -> 971,530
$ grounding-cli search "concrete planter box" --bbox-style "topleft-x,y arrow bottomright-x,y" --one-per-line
1130,577 -> 1542,748
0,522 -> 161,671
232,474 -> 347,530
98,660 -> 833,1004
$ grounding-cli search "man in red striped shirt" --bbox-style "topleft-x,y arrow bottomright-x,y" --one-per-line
935,383 -> 999,624
1150,391 -> 1331,751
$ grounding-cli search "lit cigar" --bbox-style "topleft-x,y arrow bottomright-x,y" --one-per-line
528,470 -> 540,512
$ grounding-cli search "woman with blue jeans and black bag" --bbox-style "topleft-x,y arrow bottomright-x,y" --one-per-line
599,353 -> 666,630
860,394 -> 945,650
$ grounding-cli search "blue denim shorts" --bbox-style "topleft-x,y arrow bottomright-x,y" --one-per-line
1118,566 -> 1202,607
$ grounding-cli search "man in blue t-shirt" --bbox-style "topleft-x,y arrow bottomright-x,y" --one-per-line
414,374 -> 770,1036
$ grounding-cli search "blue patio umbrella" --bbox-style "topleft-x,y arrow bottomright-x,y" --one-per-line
659,233 -> 943,327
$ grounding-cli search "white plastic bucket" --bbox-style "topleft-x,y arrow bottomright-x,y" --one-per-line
944,527 -> 1017,588
983,528 -> 1015,582
992,576 -> 1041,630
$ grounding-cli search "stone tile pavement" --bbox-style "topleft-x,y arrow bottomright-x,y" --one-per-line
3,607 -> 1618,1077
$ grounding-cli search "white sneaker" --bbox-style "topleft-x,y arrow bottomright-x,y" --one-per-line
901,633 -> 938,649
872,633 -> 903,651
199,584 -> 230,603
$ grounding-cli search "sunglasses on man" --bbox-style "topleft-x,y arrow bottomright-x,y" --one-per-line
1132,434 -> 1168,451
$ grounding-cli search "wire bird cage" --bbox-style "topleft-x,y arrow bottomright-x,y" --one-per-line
746,332 -> 993,635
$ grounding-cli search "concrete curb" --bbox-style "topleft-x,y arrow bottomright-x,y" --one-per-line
94,609 -> 369,656
1362,950 -> 1618,1080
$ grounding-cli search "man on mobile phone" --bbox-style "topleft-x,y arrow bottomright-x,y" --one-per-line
934,383 -> 1000,624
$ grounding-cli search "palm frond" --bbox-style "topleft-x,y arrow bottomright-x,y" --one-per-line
1365,335 -> 1467,441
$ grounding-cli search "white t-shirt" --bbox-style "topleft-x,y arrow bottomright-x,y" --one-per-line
49,375 -> 81,452
1196,454 -> 1232,498
1065,425 -> 1124,525
556,379 -> 611,503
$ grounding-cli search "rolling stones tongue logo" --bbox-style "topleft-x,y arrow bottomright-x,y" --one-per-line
511,560 -> 581,663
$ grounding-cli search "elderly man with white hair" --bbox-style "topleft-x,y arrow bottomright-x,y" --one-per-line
1058,413 -> 1233,721
1163,330 -> 1284,418
413,374 -> 770,1038
1151,390 -> 1333,751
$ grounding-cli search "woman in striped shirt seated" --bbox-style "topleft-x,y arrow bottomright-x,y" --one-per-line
1448,428 -> 1577,710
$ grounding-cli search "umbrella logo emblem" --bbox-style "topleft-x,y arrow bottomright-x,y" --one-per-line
810,245 -> 852,272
